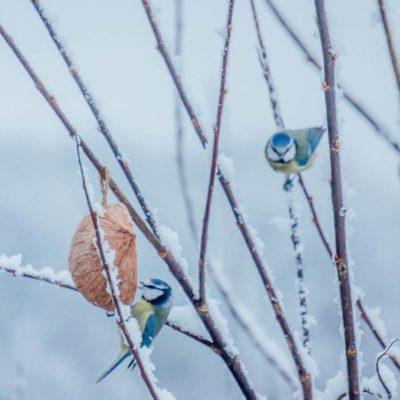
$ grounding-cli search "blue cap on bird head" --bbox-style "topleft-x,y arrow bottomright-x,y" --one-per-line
271,132 -> 293,149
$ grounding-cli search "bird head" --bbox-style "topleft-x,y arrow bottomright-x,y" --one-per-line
139,278 -> 172,305
266,132 -> 297,164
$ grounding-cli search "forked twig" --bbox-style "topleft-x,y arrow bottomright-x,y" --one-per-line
263,0 -> 400,154
139,2 -> 312,397
29,0 -> 160,238
314,1 -> 360,397
199,0 -> 235,307
74,134 -> 162,400
376,339 -> 400,399
377,0 -> 400,100
0,24 -> 259,399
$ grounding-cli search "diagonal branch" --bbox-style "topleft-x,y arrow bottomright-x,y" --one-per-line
263,0 -> 400,155
139,2 -> 312,397
74,134 -> 162,400
29,0 -> 160,238
198,0 -> 235,307
314,1 -> 360,398
0,24 -> 259,399
377,0 -> 400,101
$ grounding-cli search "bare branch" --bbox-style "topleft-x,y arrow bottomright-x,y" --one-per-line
263,0 -> 400,154
74,134 -> 162,399
376,339 -> 400,399
377,0 -> 400,100
211,265 -> 297,391
0,24 -> 259,399
173,0 -> 199,242
198,0 -> 235,307
314,1 -> 360,398
249,0 -> 311,354
29,0 -> 160,238
138,2 -> 312,396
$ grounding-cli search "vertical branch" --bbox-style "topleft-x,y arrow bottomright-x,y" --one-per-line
174,0 -> 199,242
74,135 -> 161,400
314,1 -> 360,398
377,0 -> 400,100
198,0 -> 235,307
139,2 -> 312,397
249,0 -> 311,353
262,0 -> 400,155
29,0 -> 160,238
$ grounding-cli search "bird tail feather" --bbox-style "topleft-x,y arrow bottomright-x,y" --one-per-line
96,351 -> 131,383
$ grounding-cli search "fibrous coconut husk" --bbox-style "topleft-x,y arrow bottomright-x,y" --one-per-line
69,203 -> 137,311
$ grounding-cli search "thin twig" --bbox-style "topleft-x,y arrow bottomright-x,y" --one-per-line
29,0 -> 160,238
297,174 -> 333,257
0,259 -> 216,351
314,1 -> 360,398
198,0 -> 235,307
0,24 -> 259,399
74,134 -> 161,400
377,0 -> 400,100
249,0 -> 311,354
376,339 -> 400,399
263,0 -> 400,155
139,2 -> 312,397
211,266 -> 297,391
173,0 -> 198,242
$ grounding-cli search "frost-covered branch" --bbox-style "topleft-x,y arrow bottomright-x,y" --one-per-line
249,0 -> 311,354
75,135 -> 164,400
0,24 -> 259,399
211,262 -> 297,390
314,1 -> 360,398
377,0 -> 400,102
199,0 -> 235,307
29,0 -> 160,238
139,2 -> 312,397
262,0 -> 400,155
0,254 -> 75,290
0,254 -> 216,350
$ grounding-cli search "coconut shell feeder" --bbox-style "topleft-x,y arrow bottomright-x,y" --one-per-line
69,203 -> 137,312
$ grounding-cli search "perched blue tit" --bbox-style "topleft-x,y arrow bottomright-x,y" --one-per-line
96,278 -> 173,383
265,128 -> 324,174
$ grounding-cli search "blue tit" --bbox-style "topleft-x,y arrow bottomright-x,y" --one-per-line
265,127 -> 324,174
96,278 -> 173,383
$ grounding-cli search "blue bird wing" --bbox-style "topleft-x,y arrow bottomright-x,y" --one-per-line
141,313 -> 157,348
305,127 -> 324,153
96,351 -> 131,383
291,127 -> 324,166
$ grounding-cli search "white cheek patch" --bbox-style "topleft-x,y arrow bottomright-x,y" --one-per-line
282,145 -> 296,163
142,287 -> 164,301
266,144 -> 281,162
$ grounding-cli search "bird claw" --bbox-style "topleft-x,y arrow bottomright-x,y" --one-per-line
283,176 -> 295,191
